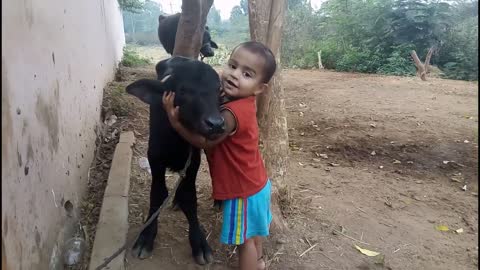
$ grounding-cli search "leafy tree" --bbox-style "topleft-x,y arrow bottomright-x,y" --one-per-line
118,0 -> 144,13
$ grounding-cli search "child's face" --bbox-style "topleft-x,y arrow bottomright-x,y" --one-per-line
221,47 -> 268,99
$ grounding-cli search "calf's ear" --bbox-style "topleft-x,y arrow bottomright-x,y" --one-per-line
126,79 -> 168,105
210,41 -> 218,49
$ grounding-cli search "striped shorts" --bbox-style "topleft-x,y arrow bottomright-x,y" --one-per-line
220,180 -> 272,245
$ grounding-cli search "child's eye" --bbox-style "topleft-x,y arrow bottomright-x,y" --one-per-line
229,64 -> 236,69
243,72 -> 252,78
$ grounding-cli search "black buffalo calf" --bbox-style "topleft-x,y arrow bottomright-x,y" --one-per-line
126,57 -> 225,265
158,13 -> 219,59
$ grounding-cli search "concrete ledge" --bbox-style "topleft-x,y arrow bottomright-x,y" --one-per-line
88,132 -> 135,270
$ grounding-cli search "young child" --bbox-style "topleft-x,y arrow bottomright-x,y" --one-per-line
162,41 -> 277,270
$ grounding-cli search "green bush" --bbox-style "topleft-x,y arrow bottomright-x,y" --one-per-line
377,44 -> 417,76
204,45 -> 232,67
121,46 -> 151,67
335,48 -> 382,73
377,51 -> 416,76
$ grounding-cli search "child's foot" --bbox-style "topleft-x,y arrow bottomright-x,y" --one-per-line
257,256 -> 266,270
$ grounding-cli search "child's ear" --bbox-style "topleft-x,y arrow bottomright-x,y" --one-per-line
254,83 -> 269,96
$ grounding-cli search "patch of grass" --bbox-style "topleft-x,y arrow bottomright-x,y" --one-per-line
203,45 -> 231,67
121,46 -> 152,67
104,84 -> 132,117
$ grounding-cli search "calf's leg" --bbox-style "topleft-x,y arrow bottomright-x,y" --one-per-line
174,149 -> 213,265
132,155 -> 168,259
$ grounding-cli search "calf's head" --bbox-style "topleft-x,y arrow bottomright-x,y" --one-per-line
200,26 -> 218,58
126,57 -> 225,138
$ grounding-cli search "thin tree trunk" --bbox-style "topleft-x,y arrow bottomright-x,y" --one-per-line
318,51 -> 324,69
424,47 -> 434,73
249,0 -> 289,232
173,0 -> 213,58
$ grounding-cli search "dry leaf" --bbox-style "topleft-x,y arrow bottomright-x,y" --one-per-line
354,245 -> 380,257
455,228 -> 464,234
435,225 -> 449,232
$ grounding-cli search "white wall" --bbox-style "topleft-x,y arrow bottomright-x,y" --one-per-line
1,0 -> 125,269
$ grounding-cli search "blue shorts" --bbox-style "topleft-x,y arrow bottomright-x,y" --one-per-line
220,180 -> 272,245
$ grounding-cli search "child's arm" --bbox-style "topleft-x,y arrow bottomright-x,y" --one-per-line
162,92 -> 236,150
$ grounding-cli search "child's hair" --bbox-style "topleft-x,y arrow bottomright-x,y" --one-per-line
232,41 -> 277,83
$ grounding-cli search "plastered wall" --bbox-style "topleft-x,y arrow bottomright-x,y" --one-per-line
2,0 -> 125,269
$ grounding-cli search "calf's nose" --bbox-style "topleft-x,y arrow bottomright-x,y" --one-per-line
205,116 -> 225,134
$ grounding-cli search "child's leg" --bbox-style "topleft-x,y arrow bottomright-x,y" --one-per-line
254,236 -> 266,270
238,238 -> 257,270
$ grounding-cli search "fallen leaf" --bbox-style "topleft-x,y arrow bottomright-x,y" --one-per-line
455,228 -> 464,234
462,185 -> 467,191
319,154 -> 328,159
370,151 -> 376,156
450,177 -> 462,183
354,245 -> 380,257
393,159 -> 401,164
328,163 -> 340,167
435,225 -> 449,232
370,123 -> 376,128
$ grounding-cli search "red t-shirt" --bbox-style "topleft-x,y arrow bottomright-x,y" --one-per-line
206,96 -> 268,200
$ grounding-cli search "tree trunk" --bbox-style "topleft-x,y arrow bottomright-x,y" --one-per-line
173,0 -> 213,58
318,51 -> 324,69
248,0 -> 289,232
248,0 -> 272,120
411,47 -> 434,81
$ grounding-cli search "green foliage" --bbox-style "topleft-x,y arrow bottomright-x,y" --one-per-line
335,48 -> 382,73
204,46 -> 232,67
118,0 -> 144,13
123,2 -> 162,33
280,0 -> 478,80
121,46 -> 151,67
118,0 -> 478,81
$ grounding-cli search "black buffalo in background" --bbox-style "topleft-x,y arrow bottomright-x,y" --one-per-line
158,13 -> 219,59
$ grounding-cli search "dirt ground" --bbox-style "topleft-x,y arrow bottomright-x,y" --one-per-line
81,46 -> 478,270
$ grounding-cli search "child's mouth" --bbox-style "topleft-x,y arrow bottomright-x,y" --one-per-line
226,79 -> 237,89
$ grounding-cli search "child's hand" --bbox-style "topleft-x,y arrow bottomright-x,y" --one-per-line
162,91 -> 181,128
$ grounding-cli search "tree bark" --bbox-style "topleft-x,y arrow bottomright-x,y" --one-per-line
248,0 -> 272,120
411,47 -> 434,81
173,0 -> 213,58
249,0 -> 289,232
318,51 -> 324,69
